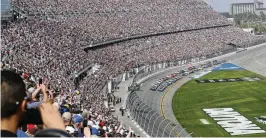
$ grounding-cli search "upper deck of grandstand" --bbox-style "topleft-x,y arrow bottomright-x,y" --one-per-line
10,0 -> 231,45
13,0 -> 211,14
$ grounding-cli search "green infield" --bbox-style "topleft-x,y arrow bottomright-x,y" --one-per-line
172,70 -> 266,137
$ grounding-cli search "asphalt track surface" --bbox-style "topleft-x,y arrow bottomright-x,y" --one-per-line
133,44 -> 266,137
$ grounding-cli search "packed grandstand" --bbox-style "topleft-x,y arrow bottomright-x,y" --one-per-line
1,0 -> 266,137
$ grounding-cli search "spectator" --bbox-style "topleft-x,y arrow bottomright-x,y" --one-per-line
16,129 -> 29,137
35,125 -> 43,134
27,84 -> 47,109
62,112 -> 72,127
1,70 -> 29,136
2,1 -> 266,137
66,125 -> 75,137
72,114 -> 84,137
1,70 -> 65,137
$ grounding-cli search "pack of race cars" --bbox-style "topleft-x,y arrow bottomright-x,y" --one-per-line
150,69 -> 190,92
150,60 -> 225,92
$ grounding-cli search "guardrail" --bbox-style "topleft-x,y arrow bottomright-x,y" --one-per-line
236,48 -> 247,53
126,91 -> 187,137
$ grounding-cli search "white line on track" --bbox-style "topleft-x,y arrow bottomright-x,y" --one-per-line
253,50 -> 266,67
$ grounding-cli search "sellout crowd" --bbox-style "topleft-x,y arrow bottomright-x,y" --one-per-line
1,0 -> 265,137
13,0 -> 230,43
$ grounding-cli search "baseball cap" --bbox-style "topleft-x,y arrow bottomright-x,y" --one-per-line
23,73 -> 29,79
62,112 -> 72,122
64,104 -> 70,108
81,109 -> 88,118
28,87 -> 35,93
87,120 -> 94,126
27,124 -> 36,133
91,127 -> 99,136
72,114 -> 83,124
66,126 -> 75,134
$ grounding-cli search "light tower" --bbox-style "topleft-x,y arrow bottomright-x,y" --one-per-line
255,0 -> 264,9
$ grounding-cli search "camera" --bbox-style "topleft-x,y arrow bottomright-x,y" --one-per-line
39,78 -> 43,84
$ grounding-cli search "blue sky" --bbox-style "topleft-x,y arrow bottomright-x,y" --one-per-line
208,0 -> 266,12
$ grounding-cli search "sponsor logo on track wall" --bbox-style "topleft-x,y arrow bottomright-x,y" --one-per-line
195,77 -> 262,83
203,108 -> 266,136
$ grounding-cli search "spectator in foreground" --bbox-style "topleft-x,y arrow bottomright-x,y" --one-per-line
16,129 -> 29,137
72,114 -> 84,137
1,70 -> 65,137
62,112 -> 72,127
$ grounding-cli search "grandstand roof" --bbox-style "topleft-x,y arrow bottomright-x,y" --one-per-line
231,3 -> 255,5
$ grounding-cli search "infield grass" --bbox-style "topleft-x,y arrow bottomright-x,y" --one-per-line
172,70 -> 266,137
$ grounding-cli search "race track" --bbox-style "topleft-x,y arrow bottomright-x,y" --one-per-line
134,44 -> 266,136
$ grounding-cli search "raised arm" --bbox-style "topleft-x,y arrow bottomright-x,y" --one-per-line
31,84 -> 41,99
40,84 -> 48,103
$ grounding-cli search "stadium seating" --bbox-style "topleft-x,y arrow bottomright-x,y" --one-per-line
1,0 -> 266,137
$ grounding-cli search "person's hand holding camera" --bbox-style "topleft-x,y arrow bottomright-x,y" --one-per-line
40,84 -> 46,92
48,90 -> 54,99
40,84 -> 48,103
31,84 -> 41,100
36,83 -> 40,88
39,103 -> 65,130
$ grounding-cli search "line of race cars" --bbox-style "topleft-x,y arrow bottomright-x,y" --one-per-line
150,59 -> 226,92
150,73 -> 183,92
